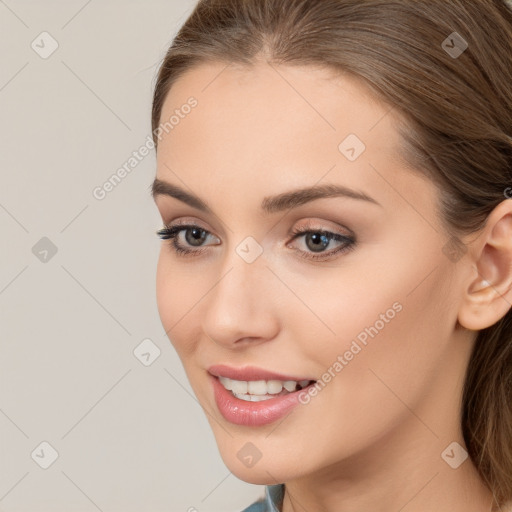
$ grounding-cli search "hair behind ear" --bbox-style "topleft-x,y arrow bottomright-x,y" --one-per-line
462,310 -> 512,505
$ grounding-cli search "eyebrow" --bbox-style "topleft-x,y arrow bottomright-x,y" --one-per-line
150,178 -> 382,214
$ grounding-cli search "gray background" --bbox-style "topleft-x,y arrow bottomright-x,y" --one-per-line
0,1 -> 265,510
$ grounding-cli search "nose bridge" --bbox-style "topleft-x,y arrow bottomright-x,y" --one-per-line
201,240 -> 279,344
212,242 -> 267,312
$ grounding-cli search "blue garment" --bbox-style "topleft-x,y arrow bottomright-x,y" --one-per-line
241,484 -> 284,512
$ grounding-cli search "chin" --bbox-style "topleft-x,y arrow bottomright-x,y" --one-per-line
222,456 -> 290,485
213,437 -> 305,485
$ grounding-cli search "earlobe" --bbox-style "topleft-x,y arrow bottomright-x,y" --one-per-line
457,199 -> 512,331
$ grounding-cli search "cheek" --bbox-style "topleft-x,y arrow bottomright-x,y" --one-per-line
308,230 -> 454,368
155,249 -> 172,331
330,269 -> 453,422
288,245 -> 455,422
155,250 -> 200,359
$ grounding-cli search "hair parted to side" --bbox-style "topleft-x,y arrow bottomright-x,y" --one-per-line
151,0 -> 512,504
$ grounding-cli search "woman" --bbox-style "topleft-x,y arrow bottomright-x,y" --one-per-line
150,1 -> 512,511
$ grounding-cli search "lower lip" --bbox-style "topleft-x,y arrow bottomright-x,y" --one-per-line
210,374 -> 312,426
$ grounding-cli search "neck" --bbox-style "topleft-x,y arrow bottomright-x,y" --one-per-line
282,425 -> 493,512
281,332 -> 494,512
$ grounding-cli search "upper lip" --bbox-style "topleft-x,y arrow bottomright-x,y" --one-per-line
208,364 -> 316,382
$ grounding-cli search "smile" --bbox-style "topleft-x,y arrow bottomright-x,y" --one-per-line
218,376 -> 315,401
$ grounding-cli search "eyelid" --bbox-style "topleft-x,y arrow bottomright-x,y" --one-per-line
162,217 -> 210,231
157,218 -> 356,262
160,211 -> 228,239
157,222 -> 220,244
288,218 -> 354,237
160,217 -> 352,244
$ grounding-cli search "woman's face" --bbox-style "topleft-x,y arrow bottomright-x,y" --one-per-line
153,61 -> 473,484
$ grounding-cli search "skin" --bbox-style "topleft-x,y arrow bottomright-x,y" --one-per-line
152,59 -> 512,512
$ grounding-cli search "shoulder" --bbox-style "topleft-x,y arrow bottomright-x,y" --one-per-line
241,502 -> 267,512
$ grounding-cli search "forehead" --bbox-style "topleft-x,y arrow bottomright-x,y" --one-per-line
155,60 -> 428,212
159,60 -> 400,147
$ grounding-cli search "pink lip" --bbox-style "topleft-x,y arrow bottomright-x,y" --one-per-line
209,370 -> 317,427
208,364 -> 315,382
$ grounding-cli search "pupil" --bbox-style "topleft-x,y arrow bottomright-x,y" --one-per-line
186,228 -> 206,246
307,233 -> 329,252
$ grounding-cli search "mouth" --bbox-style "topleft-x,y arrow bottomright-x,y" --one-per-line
208,364 -> 317,401
217,375 -> 316,402
208,364 -> 318,426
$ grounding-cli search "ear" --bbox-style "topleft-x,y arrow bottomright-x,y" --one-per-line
457,198 -> 512,331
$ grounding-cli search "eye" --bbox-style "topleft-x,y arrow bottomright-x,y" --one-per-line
156,221 -> 356,261
287,222 -> 356,261
156,223 -> 219,257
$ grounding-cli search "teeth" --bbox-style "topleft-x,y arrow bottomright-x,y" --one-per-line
218,376 -> 313,399
247,380 -> 267,394
283,380 -> 297,392
230,379 -> 247,394
267,380 -> 283,394
232,393 -> 275,402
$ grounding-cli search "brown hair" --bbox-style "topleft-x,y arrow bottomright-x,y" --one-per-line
151,0 -> 512,504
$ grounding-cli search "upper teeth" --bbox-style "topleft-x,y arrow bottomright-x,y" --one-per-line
219,376 -> 311,395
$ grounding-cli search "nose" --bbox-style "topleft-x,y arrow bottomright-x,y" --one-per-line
201,254 -> 280,349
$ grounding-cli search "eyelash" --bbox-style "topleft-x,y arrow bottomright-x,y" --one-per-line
155,222 -> 356,262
